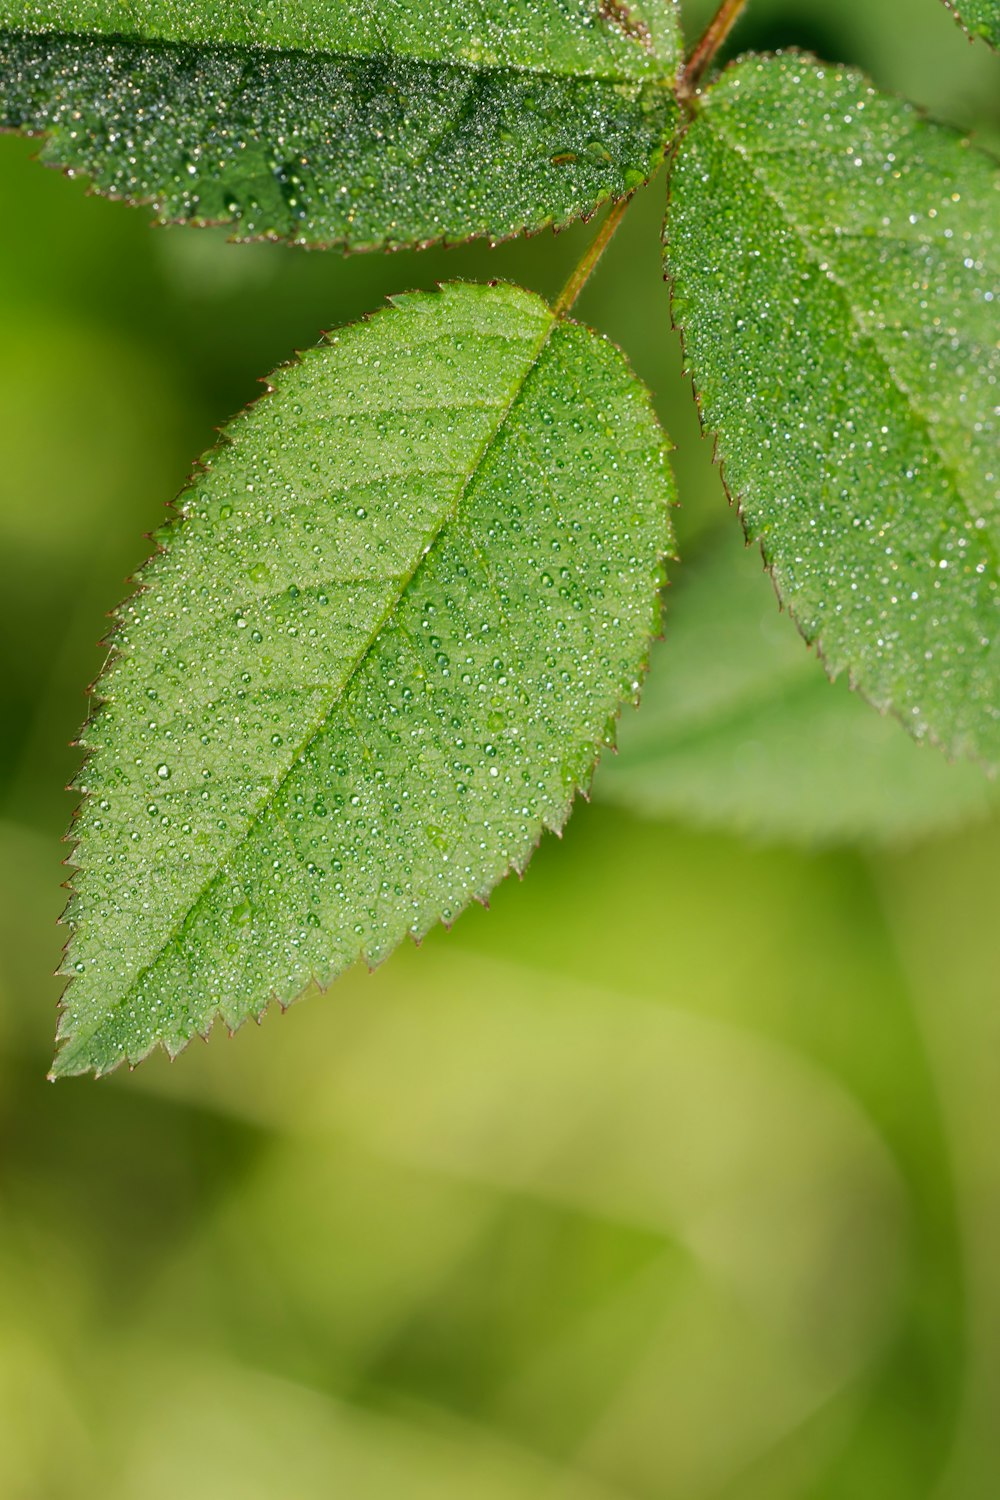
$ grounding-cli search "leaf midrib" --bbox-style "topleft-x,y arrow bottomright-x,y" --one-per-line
1,23 -> 676,87
59,305 -> 559,1067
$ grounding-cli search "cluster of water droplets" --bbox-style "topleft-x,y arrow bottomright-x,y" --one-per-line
939,0 -> 1000,48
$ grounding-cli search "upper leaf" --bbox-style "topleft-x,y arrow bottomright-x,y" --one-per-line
596,532 -> 1000,844
0,1 -> 682,248
665,54 -> 1000,766
940,0 -> 1000,47
55,281 -> 673,1077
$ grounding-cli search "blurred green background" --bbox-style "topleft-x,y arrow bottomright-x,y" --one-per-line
1,2 -> 999,1495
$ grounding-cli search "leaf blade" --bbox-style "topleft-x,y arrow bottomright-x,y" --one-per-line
55,281 -> 674,1077
664,54 -> 1000,765
0,1 -> 682,248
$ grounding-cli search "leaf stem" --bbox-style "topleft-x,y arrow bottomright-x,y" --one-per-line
679,0 -> 749,100
553,193 -> 632,318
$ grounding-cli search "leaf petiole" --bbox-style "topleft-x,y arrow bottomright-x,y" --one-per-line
552,192 -> 633,317
679,0 -> 749,100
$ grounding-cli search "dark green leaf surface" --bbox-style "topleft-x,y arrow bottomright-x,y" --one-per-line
595,532 -> 1000,843
941,0 -> 1000,47
55,281 -> 673,1077
0,1 -> 681,249
665,54 -> 1000,765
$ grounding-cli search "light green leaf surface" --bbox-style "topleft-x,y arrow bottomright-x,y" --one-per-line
941,0 -> 1000,47
0,1 -> 681,249
665,54 -> 1000,766
55,281 -> 672,1078
595,531 -> 1000,844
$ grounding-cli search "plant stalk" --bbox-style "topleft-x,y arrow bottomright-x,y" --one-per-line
554,0 -> 751,314
553,193 -> 632,318
679,0 -> 749,100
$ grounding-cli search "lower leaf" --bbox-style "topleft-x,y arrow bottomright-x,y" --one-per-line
55,282 -> 674,1077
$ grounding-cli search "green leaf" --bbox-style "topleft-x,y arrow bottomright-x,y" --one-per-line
940,0 -> 1000,47
0,1 -> 681,249
595,530 -> 1000,844
54,281 -> 673,1078
664,54 -> 1000,766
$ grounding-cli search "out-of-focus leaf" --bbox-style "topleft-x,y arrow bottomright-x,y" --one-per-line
55,281 -> 672,1078
185,949 -> 905,1500
595,534 -> 1000,843
940,0 -> 1000,47
665,54 -> 1000,766
0,1 -> 681,248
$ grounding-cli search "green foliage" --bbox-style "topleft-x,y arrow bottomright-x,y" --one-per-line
53,282 -> 671,1077
666,54 -> 1000,765
597,530 -> 1000,843
942,0 -> 1000,46
0,0 -> 996,1072
6,3 -> 1000,1492
0,0 -> 681,248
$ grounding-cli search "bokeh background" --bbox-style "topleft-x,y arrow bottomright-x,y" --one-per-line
1,1 -> 999,1495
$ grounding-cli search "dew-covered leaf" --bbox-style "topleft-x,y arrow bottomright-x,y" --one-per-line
54,281 -> 673,1078
940,0 -> 1000,47
664,54 -> 1000,766
0,1 -> 682,249
595,531 -> 999,844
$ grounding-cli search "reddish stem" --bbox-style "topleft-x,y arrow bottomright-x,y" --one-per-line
679,0 -> 749,100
